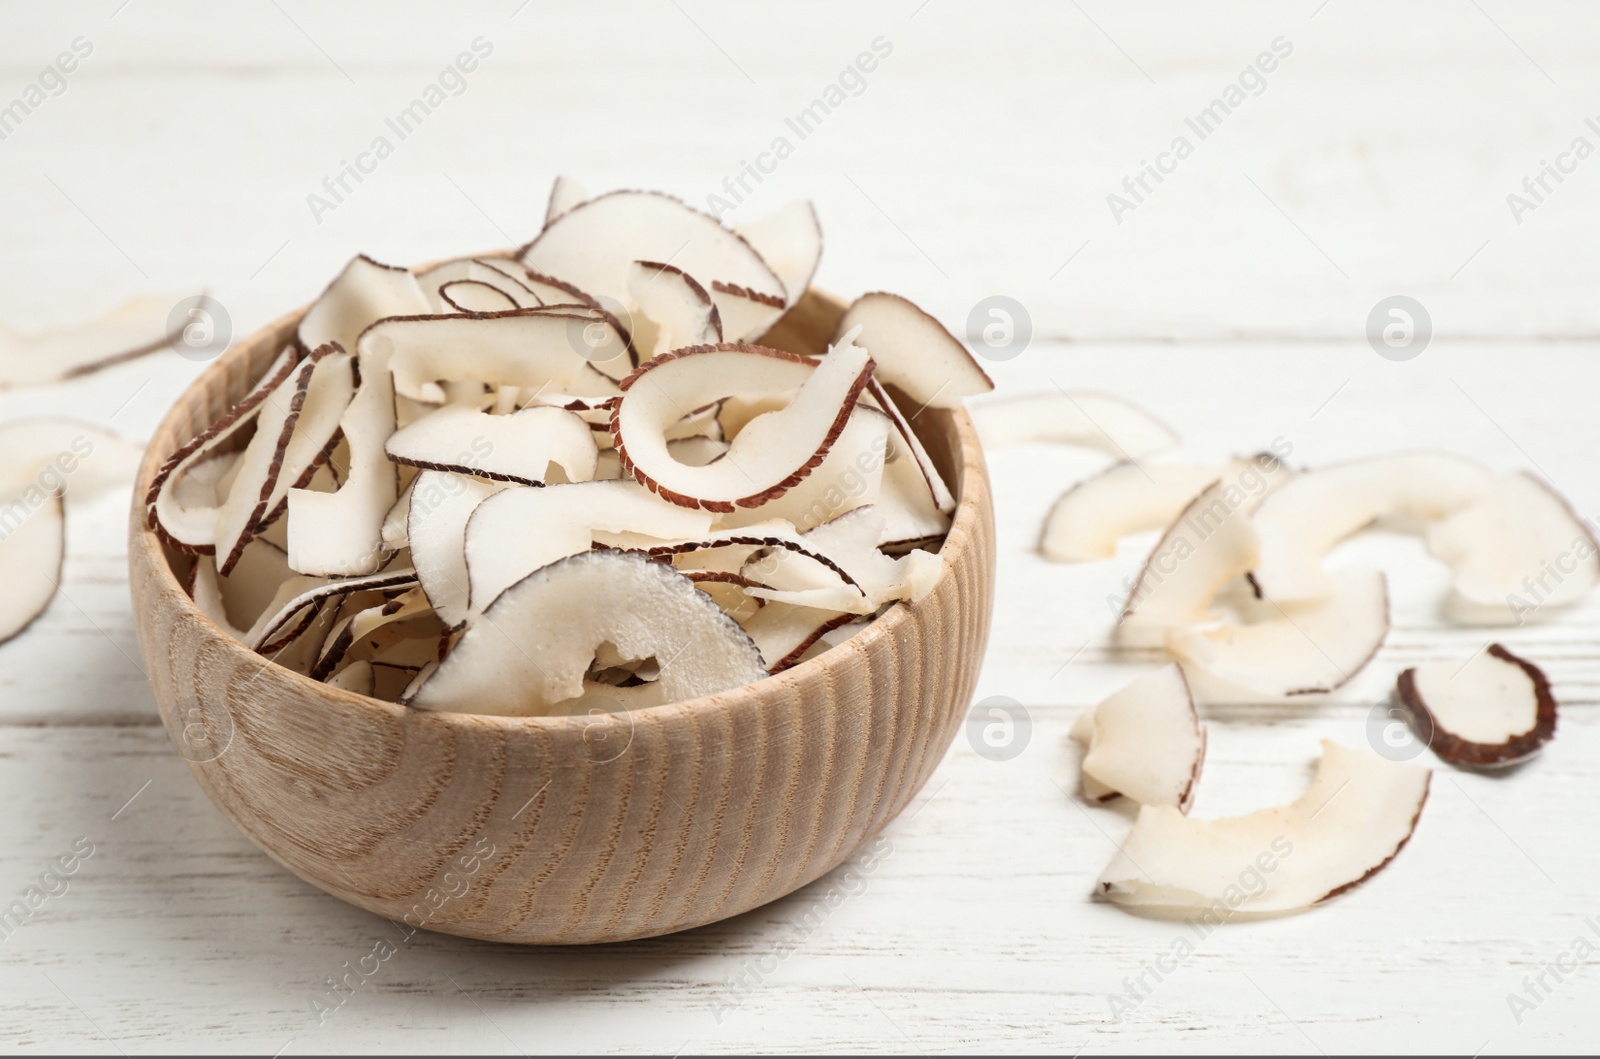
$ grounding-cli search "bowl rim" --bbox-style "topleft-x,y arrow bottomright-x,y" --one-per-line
131,293 -> 990,735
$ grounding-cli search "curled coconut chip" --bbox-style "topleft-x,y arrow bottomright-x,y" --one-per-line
1169,570 -> 1390,705
0,419 -> 146,644
1396,644 -> 1558,768
213,346 -> 355,576
1044,453 -> 1291,563
1070,665 -> 1204,810
406,550 -> 767,716
971,391 -> 1178,459
1098,741 -> 1430,914
298,254 -> 430,357
385,403 -> 598,487
627,260 -> 722,357
987,389 -> 1582,920
544,176 -> 588,225
1249,451 -> 1494,602
1117,480 -> 1261,649
1427,471 -> 1600,622
464,479 -> 714,613
1,291 -> 210,387
520,189 -> 786,311
0,493 -> 63,646
145,183 -> 957,714
1115,473 -> 1389,702
833,293 -> 992,411
612,343 -> 874,512
735,201 -> 822,317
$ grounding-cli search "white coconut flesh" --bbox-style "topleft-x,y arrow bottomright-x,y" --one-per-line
511,268 -> 614,319
613,343 -> 874,512
407,471 -> 507,629
735,201 -> 822,313
784,614 -> 876,668
749,506 -> 941,609
715,405 -> 887,532
1250,452 -> 1495,602
463,479 -> 715,612
832,293 -> 993,411
1169,570 -> 1390,704
154,446 -> 245,552
312,588 -> 434,681
742,601 -> 854,672
685,574 -> 766,623
1427,471 -> 1599,617
207,539 -> 293,634
1117,481 -> 1262,649
543,175 -> 588,226
264,596 -> 346,677
0,492 -> 64,645
214,348 -> 356,576
244,567 -> 418,652
385,403 -> 598,486
862,377 -> 957,514
1043,455 -> 1291,564
141,187 -> 960,711
286,330 -> 401,578
667,436 -> 729,467
970,391 -> 1178,459
876,432 -> 952,546
627,260 -> 723,357
423,270 -> 608,335
1397,644 -> 1558,768
415,257 -> 545,313
1072,665 -> 1205,810
288,309 -> 621,577
384,310 -> 632,397
149,346 -> 303,551
406,550 -> 767,716
519,189 -> 785,311
298,254 -> 430,357
0,291 -> 210,387
326,660 -> 376,696
1097,741 -> 1430,914
706,287 -> 787,353
438,280 -> 522,314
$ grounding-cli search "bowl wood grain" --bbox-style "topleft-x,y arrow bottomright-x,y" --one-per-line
128,288 -> 995,944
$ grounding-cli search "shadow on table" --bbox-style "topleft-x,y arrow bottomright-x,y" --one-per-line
44,716 -> 892,1027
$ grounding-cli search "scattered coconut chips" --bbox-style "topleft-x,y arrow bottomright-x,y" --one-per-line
983,394 -> 1588,917
148,180 -> 985,716
0,420 -> 145,645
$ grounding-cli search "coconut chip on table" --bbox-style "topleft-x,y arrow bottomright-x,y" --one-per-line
990,391 -> 1588,916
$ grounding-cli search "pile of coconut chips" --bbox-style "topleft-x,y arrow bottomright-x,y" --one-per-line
145,182 -> 994,715
977,395 -> 1590,916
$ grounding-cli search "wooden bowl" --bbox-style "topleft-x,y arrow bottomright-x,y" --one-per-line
127,289 -> 995,944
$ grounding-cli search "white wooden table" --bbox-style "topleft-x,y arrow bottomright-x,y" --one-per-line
4,1 -> 1599,1052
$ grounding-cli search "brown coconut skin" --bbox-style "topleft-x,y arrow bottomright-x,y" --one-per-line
1396,644 -> 1559,768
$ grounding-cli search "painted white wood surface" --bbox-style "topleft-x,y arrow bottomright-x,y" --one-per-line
3,1 -> 1599,1052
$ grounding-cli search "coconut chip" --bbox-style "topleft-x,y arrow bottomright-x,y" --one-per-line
612,343 -> 874,512
406,550 -> 767,716
1098,740 -> 1430,914
971,391 -> 1177,459
143,185 -> 959,712
1396,644 -> 1558,768
1044,454 -> 1290,563
1,292 -> 215,387
1071,665 -> 1204,810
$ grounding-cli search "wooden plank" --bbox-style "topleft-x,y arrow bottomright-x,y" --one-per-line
0,715 -> 1595,1051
